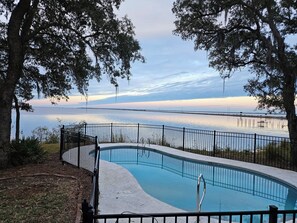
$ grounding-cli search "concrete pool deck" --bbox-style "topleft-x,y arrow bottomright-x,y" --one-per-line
62,143 -> 297,214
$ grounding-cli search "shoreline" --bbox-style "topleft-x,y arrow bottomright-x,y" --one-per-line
77,107 -> 286,120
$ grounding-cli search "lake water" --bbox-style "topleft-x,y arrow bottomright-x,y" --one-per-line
13,107 -> 289,138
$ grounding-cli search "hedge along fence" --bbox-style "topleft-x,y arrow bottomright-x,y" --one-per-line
64,123 -> 294,171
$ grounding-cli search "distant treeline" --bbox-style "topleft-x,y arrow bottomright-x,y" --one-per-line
79,107 -> 286,120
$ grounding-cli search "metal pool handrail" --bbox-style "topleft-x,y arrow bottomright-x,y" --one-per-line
89,144 -> 100,215
197,173 -> 206,212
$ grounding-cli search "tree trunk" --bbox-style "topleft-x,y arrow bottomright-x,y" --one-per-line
14,95 -> 21,141
283,73 -> 297,168
0,0 -> 32,168
0,91 -> 14,169
287,111 -> 297,168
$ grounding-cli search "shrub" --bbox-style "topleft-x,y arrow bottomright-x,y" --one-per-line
32,126 -> 60,144
263,140 -> 291,162
112,132 -> 125,143
9,137 -> 47,166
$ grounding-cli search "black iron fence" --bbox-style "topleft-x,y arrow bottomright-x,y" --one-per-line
65,123 -> 294,171
94,206 -> 297,223
59,127 -> 100,220
60,126 -> 98,168
59,123 -> 297,223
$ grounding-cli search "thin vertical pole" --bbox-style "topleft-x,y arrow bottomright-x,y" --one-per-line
182,127 -> 185,151
81,199 -> 93,223
137,123 -> 140,143
213,130 -> 216,157
269,205 -> 278,223
94,168 -> 99,215
94,141 -> 99,216
59,125 -> 64,161
162,125 -> 165,146
95,136 -> 98,150
110,123 -> 113,143
83,123 -> 87,146
94,141 -> 98,167
77,132 -> 80,168
254,133 -> 257,163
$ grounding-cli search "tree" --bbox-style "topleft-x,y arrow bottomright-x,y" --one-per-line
13,95 -> 33,141
172,0 -> 297,166
0,0 -> 144,168
13,75 -> 35,141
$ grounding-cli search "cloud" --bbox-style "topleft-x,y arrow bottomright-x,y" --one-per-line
29,0 -> 254,108
117,0 -> 175,38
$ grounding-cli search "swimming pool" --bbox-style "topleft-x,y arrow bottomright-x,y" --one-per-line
99,146 -> 297,212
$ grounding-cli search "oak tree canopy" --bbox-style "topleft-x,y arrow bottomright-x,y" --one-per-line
172,0 -> 297,165
0,0 -> 144,168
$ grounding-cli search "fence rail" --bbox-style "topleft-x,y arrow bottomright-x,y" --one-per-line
94,206 -> 297,223
60,123 -> 297,223
64,122 -> 294,171
59,127 -> 100,220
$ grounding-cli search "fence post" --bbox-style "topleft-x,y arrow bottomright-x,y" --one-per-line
81,199 -> 93,223
94,168 -> 99,215
162,125 -> 165,146
110,123 -> 113,143
94,142 -> 98,167
77,132 -> 80,168
137,123 -> 140,143
95,136 -> 98,150
182,127 -> 185,151
84,123 -> 87,135
59,125 -> 64,161
254,133 -> 257,163
269,205 -> 278,223
213,130 -> 216,157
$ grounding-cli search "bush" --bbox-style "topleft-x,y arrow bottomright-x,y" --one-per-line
32,126 -> 59,143
9,137 -> 47,166
263,140 -> 291,162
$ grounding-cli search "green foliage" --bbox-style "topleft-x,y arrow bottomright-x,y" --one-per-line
65,121 -> 87,134
0,1 -> 144,102
32,127 -> 59,144
172,1 -> 297,112
259,140 -> 291,163
172,0 -> 297,163
0,0 -> 144,169
9,138 -> 47,166
112,133 -> 125,143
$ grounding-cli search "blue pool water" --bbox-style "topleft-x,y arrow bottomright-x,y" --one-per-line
99,146 -> 297,212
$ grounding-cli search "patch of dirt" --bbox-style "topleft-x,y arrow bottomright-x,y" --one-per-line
0,153 -> 92,223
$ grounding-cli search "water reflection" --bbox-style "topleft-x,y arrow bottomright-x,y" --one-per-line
15,107 -> 289,138
237,117 -> 287,131
100,146 -> 297,211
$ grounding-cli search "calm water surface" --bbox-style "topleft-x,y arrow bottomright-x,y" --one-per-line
100,146 -> 297,211
13,107 -> 289,138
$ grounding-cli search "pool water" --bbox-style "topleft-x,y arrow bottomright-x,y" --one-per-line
99,146 -> 297,212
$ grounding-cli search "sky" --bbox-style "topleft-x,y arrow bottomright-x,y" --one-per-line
30,0 -> 257,112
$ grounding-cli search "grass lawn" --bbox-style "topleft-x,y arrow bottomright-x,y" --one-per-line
0,144 -> 92,223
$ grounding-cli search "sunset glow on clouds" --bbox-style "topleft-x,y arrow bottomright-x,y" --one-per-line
29,0 -> 258,112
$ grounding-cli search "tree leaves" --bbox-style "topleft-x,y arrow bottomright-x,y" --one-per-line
0,0 -> 144,103
172,0 -> 297,113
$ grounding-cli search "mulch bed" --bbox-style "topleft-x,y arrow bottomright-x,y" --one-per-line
0,153 -> 92,223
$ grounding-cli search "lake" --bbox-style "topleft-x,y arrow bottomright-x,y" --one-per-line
12,107 -> 289,139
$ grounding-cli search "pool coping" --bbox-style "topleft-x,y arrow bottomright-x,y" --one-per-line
62,143 -> 297,214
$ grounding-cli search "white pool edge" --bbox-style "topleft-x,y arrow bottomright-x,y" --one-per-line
99,143 -> 297,189
62,143 -> 297,214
